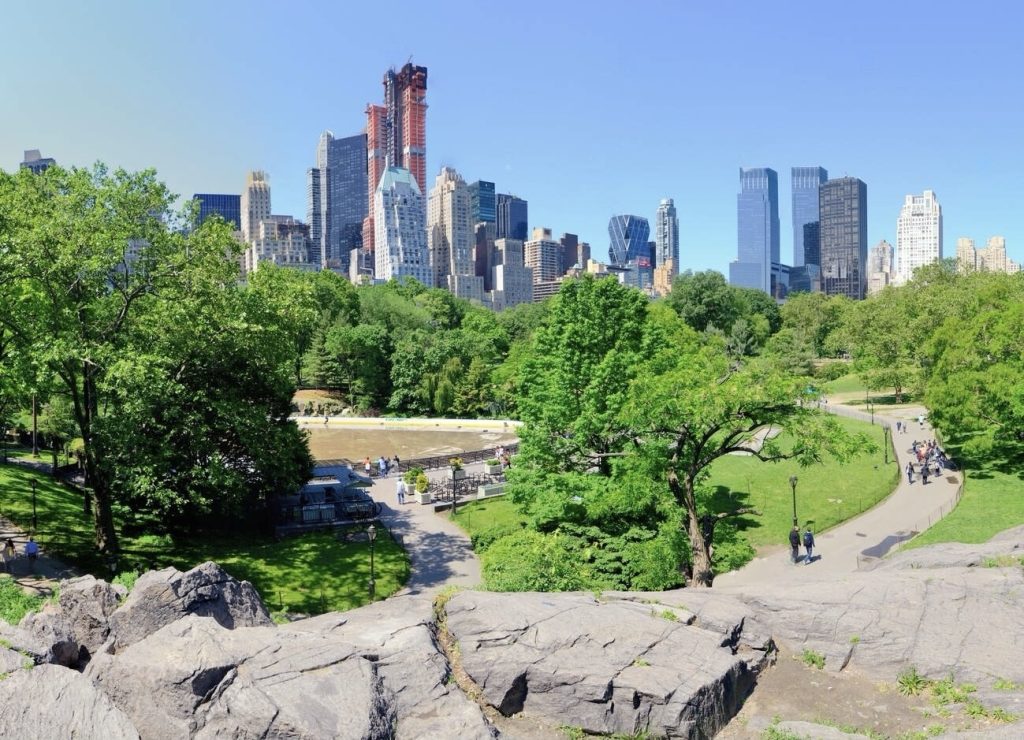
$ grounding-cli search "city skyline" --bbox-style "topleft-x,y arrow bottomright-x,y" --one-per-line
3,2 -> 1023,274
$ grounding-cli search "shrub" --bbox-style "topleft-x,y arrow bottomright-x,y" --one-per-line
448,457 -> 464,471
403,467 -> 424,485
415,473 -> 430,493
482,530 -> 590,592
816,362 -> 849,382
112,570 -> 140,593
470,523 -> 521,552
485,458 -> 500,466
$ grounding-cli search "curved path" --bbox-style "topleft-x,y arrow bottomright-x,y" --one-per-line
716,404 -> 962,589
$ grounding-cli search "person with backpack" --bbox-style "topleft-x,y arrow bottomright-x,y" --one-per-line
803,527 -> 816,564
789,526 -> 801,564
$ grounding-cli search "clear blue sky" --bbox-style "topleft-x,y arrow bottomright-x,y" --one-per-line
3,0 -> 1023,271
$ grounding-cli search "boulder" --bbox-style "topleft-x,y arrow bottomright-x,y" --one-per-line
58,573 -> 124,655
775,720 -> 872,739
445,591 -> 773,738
16,602 -> 80,666
107,561 -> 272,650
0,664 -> 140,738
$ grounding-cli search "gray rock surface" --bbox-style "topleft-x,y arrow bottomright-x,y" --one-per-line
0,664 -> 140,739
15,603 -> 80,666
445,591 -> 773,738
58,573 -> 124,654
107,561 -> 272,649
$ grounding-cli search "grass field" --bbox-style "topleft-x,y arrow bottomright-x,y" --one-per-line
906,456 -> 1024,549
0,462 -> 408,615
453,417 -> 898,557
822,373 -> 869,395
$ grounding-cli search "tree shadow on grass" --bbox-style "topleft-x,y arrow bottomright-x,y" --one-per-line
703,485 -> 762,534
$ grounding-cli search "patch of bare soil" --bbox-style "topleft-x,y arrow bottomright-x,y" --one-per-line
718,645 -> 989,739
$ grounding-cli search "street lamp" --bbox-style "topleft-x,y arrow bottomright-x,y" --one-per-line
450,461 -> 459,517
883,424 -> 890,465
367,524 -> 377,601
30,478 -> 38,531
789,475 -> 799,527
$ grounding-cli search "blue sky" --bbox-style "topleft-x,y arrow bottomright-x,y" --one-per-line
3,0 -> 1023,271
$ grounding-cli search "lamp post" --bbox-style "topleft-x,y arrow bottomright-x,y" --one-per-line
450,462 -> 458,517
883,424 -> 890,465
31,478 -> 38,532
789,475 -> 799,528
367,524 -> 377,601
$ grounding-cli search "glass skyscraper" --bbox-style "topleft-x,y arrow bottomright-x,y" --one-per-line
655,198 -> 679,272
496,194 -> 528,241
308,131 -> 368,272
193,193 -> 241,230
729,168 -> 780,294
791,167 -> 828,267
608,215 -> 651,266
468,181 -> 496,224
819,177 -> 868,300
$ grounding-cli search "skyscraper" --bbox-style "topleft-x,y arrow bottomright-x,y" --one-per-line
193,194 -> 241,230
867,239 -> 895,295
308,130 -> 368,271
959,236 -> 1021,274
896,190 -> 942,283
241,171 -> 271,243
729,168 -> 780,293
496,194 -> 528,241
427,167 -> 482,301
525,228 -> 563,284
20,149 -> 56,173
362,63 -> 427,259
468,181 -> 496,225
608,215 -> 651,265
559,232 -> 579,274
791,167 -> 828,267
655,198 -> 679,274
819,177 -> 868,300
374,167 -> 431,286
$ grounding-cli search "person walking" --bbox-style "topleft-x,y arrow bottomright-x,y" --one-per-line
789,526 -> 801,564
803,527 -> 816,564
1,538 -> 15,573
391,455 -> 401,475
363,456 -> 372,477
24,537 -> 39,574
396,477 -> 407,505
378,456 -> 388,477
922,465 -> 929,485
906,462 -> 914,484
896,420 -> 902,434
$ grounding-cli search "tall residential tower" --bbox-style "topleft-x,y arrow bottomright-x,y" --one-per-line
374,167 -> 431,286
655,198 -> 679,273
896,190 -> 942,283
241,171 -> 271,243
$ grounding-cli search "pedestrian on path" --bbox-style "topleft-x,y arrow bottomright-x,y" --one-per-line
24,537 -> 39,573
906,462 -> 914,484
1,538 -> 15,573
378,456 -> 388,477
922,465 -> 929,485
803,527 -> 815,564
364,456 -> 372,477
789,526 -> 801,564
396,477 -> 407,505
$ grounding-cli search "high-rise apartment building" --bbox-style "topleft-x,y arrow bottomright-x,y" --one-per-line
958,236 -> 1021,274
241,171 -> 272,243
20,149 -> 56,174
655,198 -> 679,274
525,227 -> 563,284
896,190 -> 942,283
491,238 -> 534,309
243,217 -> 317,275
496,194 -> 528,241
729,168 -> 780,294
308,130 -> 368,271
791,167 -> 828,267
427,167 -> 482,301
193,194 -> 241,231
468,181 -> 496,225
374,167 -> 431,286
819,177 -> 868,300
867,239 -> 895,295
608,215 -> 651,266
362,63 -> 427,259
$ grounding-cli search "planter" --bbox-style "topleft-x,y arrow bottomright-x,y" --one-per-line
484,464 -> 503,476
416,490 -> 432,505
451,469 -> 467,480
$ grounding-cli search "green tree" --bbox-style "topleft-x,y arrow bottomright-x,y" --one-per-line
324,323 -> 390,411
667,270 -> 743,333
843,289 -> 917,401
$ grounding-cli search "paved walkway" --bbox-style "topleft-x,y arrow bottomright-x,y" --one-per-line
0,515 -> 79,597
370,462 -> 486,596
716,405 -> 962,589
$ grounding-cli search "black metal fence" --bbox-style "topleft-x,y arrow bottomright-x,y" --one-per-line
398,444 -> 518,475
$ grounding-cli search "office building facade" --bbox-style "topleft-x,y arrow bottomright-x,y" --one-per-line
193,194 -> 241,230
241,171 -> 272,243
791,167 -> 828,267
655,198 -> 679,274
374,167 -> 431,286
608,215 -> 651,265
491,238 -> 534,309
729,168 -> 780,294
867,239 -> 895,295
496,193 -> 528,241
896,190 -> 942,283
468,180 -> 496,225
819,177 -> 868,299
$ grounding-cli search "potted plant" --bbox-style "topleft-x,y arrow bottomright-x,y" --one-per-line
449,457 -> 466,480
484,458 -> 502,475
415,472 -> 431,504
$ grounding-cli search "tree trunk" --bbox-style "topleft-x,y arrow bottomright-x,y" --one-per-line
671,470 -> 715,588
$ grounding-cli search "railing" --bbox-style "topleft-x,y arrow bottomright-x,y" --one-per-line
318,444 -> 519,478
275,500 -> 383,528
427,471 -> 506,503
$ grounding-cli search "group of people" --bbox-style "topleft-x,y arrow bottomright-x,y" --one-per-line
0,536 -> 39,573
789,526 -> 816,565
905,439 -> 948,485
363,455 -> 401,478
493,445 -> 512,471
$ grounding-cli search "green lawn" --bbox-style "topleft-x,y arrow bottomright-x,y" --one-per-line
452,417 -> 898,557
823,373 -> 869,395
706,416 -> 897,549
0,462 -> 409,615
906,459 -> 1024,549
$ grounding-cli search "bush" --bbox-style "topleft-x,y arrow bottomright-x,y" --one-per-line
482,530 -> 590,592
470,523 -> 521,552
111,570 -> 140,593
415,473 -> 430,493
816,362 -> 849,382
448,457 -> 463,471
403,467 -> 424,485
485,458 -> 500,466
